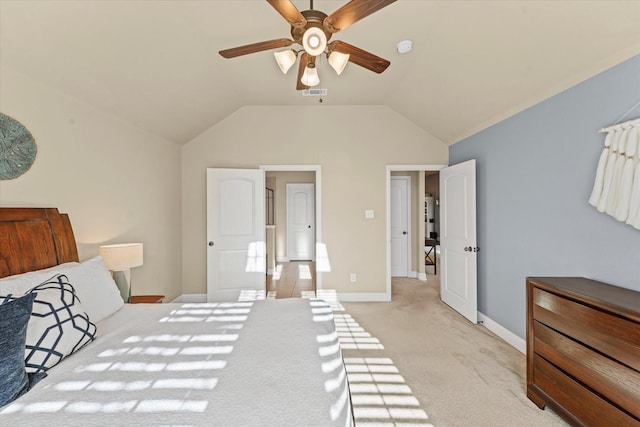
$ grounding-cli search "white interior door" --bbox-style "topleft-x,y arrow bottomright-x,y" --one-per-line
439,159 -> 477,323
286,183 -> 315,261
207,168 -> 265,301
390,176 -> 410,277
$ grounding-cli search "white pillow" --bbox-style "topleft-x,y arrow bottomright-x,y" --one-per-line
0,263 -> 77,295
0,257 -> 123,322
53,256 -> 124,322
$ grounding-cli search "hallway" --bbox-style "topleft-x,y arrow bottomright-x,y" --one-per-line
268,251 -> 439,300
266,261 -> 316,299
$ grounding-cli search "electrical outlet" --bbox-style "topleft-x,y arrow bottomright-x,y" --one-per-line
350,273 -> 357,283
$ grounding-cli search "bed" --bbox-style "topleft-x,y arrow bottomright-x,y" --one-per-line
0,208 -> 353,426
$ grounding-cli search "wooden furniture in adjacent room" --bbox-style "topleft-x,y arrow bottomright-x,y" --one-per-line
130,295 -> 165,304
424,238 -> 437,274
526,277 -> 640,427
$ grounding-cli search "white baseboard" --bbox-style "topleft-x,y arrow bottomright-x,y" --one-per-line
337,292 -> 390,302
408,271 -> 417,279
417,272 -> 427,281
171,294 -> 207,303
478,312 -> 525,354
276,257 -> 289,263
267,268 -> 274,276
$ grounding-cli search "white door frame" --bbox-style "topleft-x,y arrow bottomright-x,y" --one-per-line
260,165 -> 322,291
386,165 -> 447,299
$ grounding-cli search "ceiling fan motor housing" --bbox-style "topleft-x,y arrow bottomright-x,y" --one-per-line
291,9 -> 332,47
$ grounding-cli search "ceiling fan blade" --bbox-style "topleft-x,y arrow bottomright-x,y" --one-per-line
219,38 -> 294,58
324,0 -> 397,33
296,53 -> 310,90
266,0 -> 307,28
329,41 -> 390,74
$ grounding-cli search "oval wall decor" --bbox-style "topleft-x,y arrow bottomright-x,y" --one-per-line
0,113 -> 37,180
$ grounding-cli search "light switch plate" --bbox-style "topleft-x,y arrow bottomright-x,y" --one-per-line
365,210 -> 374,219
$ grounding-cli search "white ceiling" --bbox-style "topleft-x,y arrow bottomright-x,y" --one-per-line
1,1 -> 639,145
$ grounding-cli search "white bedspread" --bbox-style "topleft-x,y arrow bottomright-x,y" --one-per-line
1,299 -> 352,427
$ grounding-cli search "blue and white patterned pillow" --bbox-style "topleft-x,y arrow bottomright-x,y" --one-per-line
1,274 -> 97,373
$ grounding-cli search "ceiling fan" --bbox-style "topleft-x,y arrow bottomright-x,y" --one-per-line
219,0 -> 397,90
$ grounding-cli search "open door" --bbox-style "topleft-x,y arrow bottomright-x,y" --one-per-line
439,160 -> 477,323
207,168 -> 265,301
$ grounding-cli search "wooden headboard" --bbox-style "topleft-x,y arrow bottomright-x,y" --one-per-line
0,208 -> 79,278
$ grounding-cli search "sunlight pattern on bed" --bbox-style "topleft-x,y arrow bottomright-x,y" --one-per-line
1,302 -> 249,419
1,299 -> 353,426
311,299 -> 351,424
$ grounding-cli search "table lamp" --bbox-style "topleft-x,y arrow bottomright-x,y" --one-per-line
98,243 -> 143,303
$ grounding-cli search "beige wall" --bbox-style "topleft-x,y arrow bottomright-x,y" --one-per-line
182,105 -> 448,296
0,66 -> 183,301
0,68 -> 447,300
425,172 -> 440,198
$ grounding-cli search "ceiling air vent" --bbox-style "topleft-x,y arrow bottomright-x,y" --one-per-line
302,88 -> 328,96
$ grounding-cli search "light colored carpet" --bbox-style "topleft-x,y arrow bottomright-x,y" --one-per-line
339,276 -> 568,427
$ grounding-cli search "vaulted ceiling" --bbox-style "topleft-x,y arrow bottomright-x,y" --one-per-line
1,1 -> 639,145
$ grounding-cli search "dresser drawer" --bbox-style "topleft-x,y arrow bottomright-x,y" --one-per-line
532,354 -> 639,427
532,287 -> 640,371
533,321 -> 640,419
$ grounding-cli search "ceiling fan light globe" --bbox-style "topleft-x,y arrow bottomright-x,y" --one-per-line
301,65 -> 320,87
274,49 -> 297,74
302,27 -> 327,56
328,51 -> 349,75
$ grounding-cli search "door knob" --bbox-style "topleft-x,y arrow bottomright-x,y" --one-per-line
464,246 -> 472,251
208,241 -> 214,246
403,231 -> 407,235
308,225 -> 311,228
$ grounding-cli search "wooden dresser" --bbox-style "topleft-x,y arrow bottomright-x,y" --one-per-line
526,277 -> 640,426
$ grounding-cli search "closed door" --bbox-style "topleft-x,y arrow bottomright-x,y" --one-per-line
390,176 -> 410,277
439,160 -> 477,323
287,183 -> 315,261
207,168 -> 265,301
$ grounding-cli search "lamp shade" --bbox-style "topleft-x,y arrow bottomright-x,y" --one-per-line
301,65 -> 320,87
328,51 -> 349,75
99,243 -> 143,271
274,49 -> 297,74
302,27 -> 327,57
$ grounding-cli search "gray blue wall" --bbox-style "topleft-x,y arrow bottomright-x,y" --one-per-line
450,54 -> 640,339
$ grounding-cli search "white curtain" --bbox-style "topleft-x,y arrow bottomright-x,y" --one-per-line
589,117 -> 640,230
